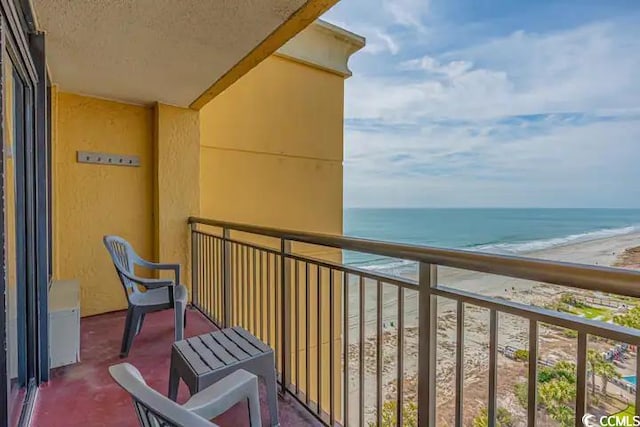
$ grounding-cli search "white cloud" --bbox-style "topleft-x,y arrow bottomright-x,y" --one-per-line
345,21 -> 640,123
324,3 -> 640,207
383,0 -> 429,32
323,0 -> 431,56
360,28 -> 400,55
344,117 -> 640,207
400,55 -> 473,77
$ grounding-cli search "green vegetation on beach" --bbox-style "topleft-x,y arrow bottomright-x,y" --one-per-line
546,293 -> 613,321
610,405 -> 636,424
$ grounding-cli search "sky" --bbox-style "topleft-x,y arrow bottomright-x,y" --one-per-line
322,0 -> 640,208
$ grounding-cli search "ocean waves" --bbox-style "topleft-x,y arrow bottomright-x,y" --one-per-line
471,225 -> 640,254
346,224 -> 640,273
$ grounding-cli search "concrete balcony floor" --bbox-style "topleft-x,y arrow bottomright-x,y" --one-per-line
32,308 -> 320,426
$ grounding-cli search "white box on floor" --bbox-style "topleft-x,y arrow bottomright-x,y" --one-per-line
49,279 -> 81,368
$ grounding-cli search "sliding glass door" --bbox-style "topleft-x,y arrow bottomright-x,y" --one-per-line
4,39 -> 31,427
0,4 -> 50,424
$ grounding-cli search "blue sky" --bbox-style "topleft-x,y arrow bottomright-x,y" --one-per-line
322,0 -> 640,208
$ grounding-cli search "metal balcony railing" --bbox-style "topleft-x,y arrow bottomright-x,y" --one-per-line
188,216 -> 640,427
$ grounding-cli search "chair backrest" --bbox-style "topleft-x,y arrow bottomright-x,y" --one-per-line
103,235 -> 141,297
109,363 -> 215,427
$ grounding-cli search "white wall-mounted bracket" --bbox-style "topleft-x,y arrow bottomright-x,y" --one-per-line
77,151 -> 140,167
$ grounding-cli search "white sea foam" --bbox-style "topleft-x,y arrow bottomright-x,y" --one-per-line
359,259 -> 415,272
351,225 -> 640,272
472,225 -> 640,255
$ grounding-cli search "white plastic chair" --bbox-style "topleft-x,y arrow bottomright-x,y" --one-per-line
109,363 -> 261,427
104,235 -> 187,357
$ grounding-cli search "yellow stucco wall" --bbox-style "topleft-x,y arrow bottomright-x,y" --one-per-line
199,54 -> 345,418
53,92 -> 155,316
199,55 -> 343,233
154,103 -> 200,289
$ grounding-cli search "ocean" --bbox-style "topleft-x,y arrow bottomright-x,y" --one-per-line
343,208 -> 640,269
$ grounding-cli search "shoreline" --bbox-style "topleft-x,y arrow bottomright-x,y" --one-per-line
345,231 -> 640,425
347,231 -> 640,339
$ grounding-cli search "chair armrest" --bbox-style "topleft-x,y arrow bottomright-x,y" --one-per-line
182,369 -> 259,421
118,268 -> 175,289
135,259 -> 181,285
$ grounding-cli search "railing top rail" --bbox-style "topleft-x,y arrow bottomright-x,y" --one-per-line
189,216 -> 640,297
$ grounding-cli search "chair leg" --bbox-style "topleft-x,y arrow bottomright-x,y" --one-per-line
174,302 -> 185,342
183,306 -> 188,328
247,394 -> 261,427
136,313 -> 145,336
120,307 -> 139,358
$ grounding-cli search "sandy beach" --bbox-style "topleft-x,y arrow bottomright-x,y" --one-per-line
346,231 -> 640,426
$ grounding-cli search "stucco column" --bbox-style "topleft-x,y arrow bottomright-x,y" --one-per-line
153,103 -> 200,292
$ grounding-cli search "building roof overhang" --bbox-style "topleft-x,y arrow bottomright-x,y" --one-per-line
31,0 -> 341,109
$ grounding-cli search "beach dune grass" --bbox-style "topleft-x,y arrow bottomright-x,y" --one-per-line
550,294 -> 613,321
579,305 -> 611,320
610,404 -> 635,422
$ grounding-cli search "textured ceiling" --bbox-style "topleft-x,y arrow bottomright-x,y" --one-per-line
33,0 -> 308,107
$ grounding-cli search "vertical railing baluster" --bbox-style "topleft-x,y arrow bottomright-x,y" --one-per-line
317,266 -> 322,417
295,260 -> 300,396
200,234 -> 209,315
275,250 -> 281,384
247,246 -> 251,329
306,262 -> 311,407
418,263 -> 437,427
359,276 -> 365,427
330,269 -> 335,425
576,332 -> 588,425
376,280 -> 383,427
191,224 -> 198,309
243,245 -> 247,328
196,233 -> 205,311
223,228 -> 231,328
253,248 -> 257,335
259,251 -> 264,340
527,320 -> 538,427
246,245 -> 250,328
203,235 -> 208,318
204,235 -> 209,317
217,239 -> 222,322
233,243 -> 238,325
215,238 -> 220,321
455,300 -> 465,427
397,286 -> 404,427
488,309 -> 498,427
281,239 -> 291,394
241,245 -> 246,327
200,234 -> 204,313
205,235 -> 210,319
207,236 -> 210,318
209,236 -> 214,320
266,252 -> 271,347
344,272 -> 350,427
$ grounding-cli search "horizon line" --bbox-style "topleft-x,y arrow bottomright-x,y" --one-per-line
343,206 -> 640,210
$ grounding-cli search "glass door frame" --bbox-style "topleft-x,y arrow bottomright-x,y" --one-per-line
0,0 -> 49,424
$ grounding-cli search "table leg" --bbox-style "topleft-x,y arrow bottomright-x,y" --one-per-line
263,363 -> 280,427
168,352 -> 180,401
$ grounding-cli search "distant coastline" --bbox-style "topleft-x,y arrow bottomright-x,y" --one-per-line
344,207 -> 640,269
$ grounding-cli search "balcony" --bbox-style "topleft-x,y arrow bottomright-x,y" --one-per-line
184,217 -> 640,426
21,216 -> 640,426
32,308 -> 321,426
